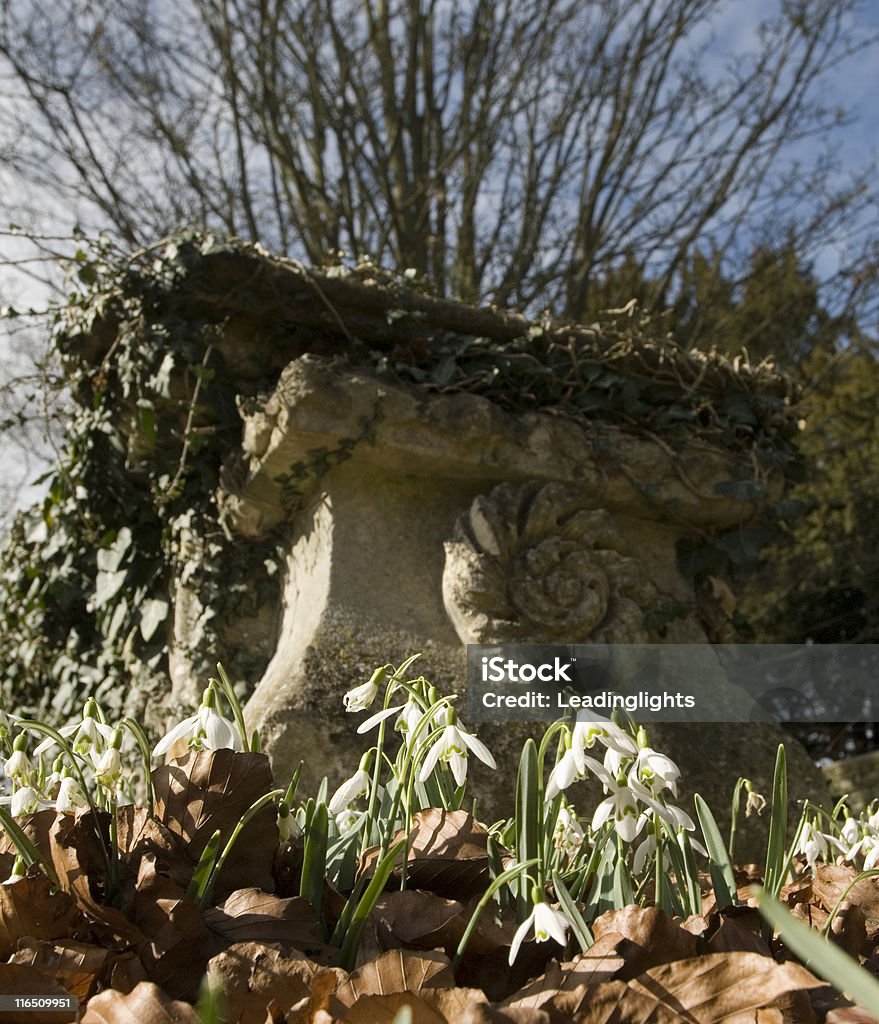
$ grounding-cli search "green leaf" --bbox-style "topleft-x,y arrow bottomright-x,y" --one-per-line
300,801 -> 328,919
552,871 -> 593,952
515,738 -> 541,918
186,829 -> 222,903
695,793 -> 738,908
764,745 -> 788,897
339,839 -> 406,970
757,888 -> 879,1015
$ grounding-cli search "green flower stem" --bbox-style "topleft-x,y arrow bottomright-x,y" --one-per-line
339,838 -> 406,971
822,869 -> 879,937
452,858 -> 539,971
198,788 -> 283,909
378,697 -> 455,855
121,716 -> 155,817
215,663 -> 251,752
17,718 -> 115,891
729,777 -> 746,862
0,804 -> 60,887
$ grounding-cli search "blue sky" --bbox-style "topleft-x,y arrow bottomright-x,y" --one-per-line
1,0 -> 878,517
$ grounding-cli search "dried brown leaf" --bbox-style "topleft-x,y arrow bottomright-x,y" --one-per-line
366,810 -> 494,900
116,805 -> 192,890
370,888 -> 517,962
153,748 -> 277,897
127,852 -> 210,1000
335,948 -> 456,1007
335,991 -> 447,1024
548,951 -> 823,1023
0,963 -> 76,1023
207,941 -> 345,1024
704,907 -> 772,957
9,937 -> 110,1000
0,869 -> 82,957
810,867 -> 879,945
591,905 -> 699,979
286,967 -> 341,1024
203,887 -> 329,960
504,938 -> 625,1011
455,1004 -> 551,1024
48,811 -> 110,908
826,1009 -> 879,1024
80,980 -> 201,1023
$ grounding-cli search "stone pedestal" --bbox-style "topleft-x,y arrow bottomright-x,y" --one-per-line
198,354 -> 828,847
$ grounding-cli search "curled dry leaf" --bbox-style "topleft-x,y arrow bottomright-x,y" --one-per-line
503,938 -> 626,1011
335,987 -> 499,1024
703,907 -> 773,957
548,951 -> 824,1023
591,905 -> 699,979
206,941 -> 345,1024
9,937 -> 110,1000
47,810 -> 149,949
126,852 -> 210,1000
365,810 -> 495,901
203,887 -> 332,962
0,868 -> 83,957
454,1003 -> 551,1023
826,1009 -> 879,1024
337,991 -> 446,1024
809,866 -> 879,948
0,963 -> 77,1023
153,748 -> 277,898
116,805 -> 192,891
371,889 -> 512,959
334,948 -> 456,1008
0,809 -> 56,862
80,980 -> 201,1023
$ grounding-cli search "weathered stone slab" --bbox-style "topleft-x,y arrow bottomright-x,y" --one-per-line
203,355 -> 827,855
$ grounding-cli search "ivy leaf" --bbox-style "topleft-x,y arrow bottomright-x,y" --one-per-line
96,527 -> 132,573
91,568 -> 128,610
140,598 -> 170,642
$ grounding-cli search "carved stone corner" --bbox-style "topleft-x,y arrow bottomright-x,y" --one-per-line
442,480 -> 662,645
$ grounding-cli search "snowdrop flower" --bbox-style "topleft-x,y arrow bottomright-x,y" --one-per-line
546,748 -> 584,800
573,718 -> 637,757
633,832 -> 657,874
328,768 -> 371,816
33,705 -> 115,762
745,786 -> 767,817
55,775 -> 89,814
627,775 -> 696,832
508,901 -> 570,964
10,785 -> 46,816
553,804 -> 585,856
3,855 -> 25,885
277,801 -> 298,843
152,687 -> 241,760
630,747 -> 681,797
4,735 -> 32,783
592,784 -> 645,842
335,808 -> 366,835
419,721 -> 496,788
94,746 -> 123,789
546,733 -> 616,800
863,837 -> 879,871
797,821 -> 830,870
343,667 -> 387,713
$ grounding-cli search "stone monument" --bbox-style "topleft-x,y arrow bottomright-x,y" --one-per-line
61,240 -> 829,852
